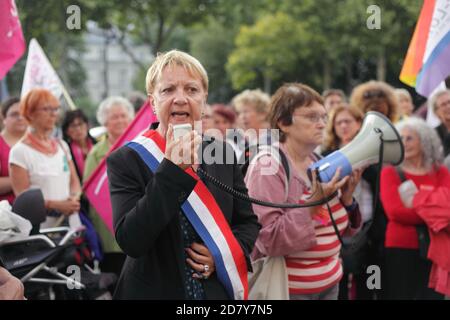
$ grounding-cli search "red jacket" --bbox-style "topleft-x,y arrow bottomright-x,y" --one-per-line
414,186 -> 450,296
380,165 -> 450,249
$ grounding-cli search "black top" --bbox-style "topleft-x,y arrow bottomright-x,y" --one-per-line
106,126 -> 260,300
436,123 -> 450,157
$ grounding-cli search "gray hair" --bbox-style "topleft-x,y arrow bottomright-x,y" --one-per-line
96,96 -> 134,126
429,89 -> 450,112
396,117 -> 444,169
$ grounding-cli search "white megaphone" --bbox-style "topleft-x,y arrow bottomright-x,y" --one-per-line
307,111 -> 404,183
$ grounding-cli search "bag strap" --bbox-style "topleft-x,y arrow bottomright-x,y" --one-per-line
395,166 -> 407,182
278,148 -> 290,187
250,145 -> 290,201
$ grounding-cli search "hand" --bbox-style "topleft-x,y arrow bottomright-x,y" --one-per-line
50,198 -> 80,216
307,167 -> 349,206
165,124 -> 202,171
69,191 -> 82,202
186,242 -> 215,280
0,267 -> 24,300
340,168 -> 363,206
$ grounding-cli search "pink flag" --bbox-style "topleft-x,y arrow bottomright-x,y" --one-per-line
0,0 -> 26,80
83,101 -> 157,233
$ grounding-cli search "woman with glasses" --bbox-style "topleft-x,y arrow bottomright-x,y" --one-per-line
380,117 -> 449,299
430,89 -> 450,157
322,106 -> 363,156
322,105 -> 377,299
0,97 -> 27,203
62,110 -> 96,181
9,89 -> 81,228
245,83 -> 362,300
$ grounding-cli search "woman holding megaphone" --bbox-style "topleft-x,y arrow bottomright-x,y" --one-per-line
245,83 -> 362,300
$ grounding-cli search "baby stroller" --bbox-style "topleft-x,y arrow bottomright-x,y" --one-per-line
0,189 -> 117,300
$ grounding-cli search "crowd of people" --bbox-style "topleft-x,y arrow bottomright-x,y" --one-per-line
1,49 -> 450,300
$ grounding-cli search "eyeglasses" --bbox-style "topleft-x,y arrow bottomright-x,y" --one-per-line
37,106 -> 60,114
335,119 -> 356,126
68,121 -> 87,129
436,99 -> 450,110
363,90 -> 385,99
293,112 -> 328,124
6,111 -> 23,119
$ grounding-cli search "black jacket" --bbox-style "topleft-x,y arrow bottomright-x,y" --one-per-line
106,132 -> 260,300
436,123 -> 450,157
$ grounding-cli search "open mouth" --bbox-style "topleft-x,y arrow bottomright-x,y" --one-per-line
171,111 -> 190,121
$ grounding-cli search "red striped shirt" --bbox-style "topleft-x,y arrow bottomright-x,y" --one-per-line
286,193 -> 348,295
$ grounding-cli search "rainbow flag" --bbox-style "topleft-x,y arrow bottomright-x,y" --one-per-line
400,0 -> 450,97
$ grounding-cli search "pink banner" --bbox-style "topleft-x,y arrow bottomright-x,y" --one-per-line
83,101 -> 157,233
0,0 -> 25,79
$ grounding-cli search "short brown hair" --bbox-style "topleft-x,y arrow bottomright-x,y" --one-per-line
20,89 -> 59,122
268,83 -> 324,142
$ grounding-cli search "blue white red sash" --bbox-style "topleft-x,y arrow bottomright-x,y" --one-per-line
126,130 -> 248,300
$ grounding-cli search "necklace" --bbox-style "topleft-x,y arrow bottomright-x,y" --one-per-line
23,131 -> 59,155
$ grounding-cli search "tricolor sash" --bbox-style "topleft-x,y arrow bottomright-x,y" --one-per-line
126,130 -> 249,300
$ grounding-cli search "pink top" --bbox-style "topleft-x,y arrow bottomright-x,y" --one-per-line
244,143 -> 361,294
0,135 -> 15,204
70,139 -> 93,178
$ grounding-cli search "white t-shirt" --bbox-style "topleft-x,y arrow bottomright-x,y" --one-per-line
9,141 -> 72,227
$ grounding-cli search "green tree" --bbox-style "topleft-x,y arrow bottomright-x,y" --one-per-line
189,19 -> 235,103
188,0 -> 269,102
227,12 -> 312,92
226,0 -> 422,94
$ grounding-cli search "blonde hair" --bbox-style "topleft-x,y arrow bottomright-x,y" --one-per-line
395,88 -> 412,102
232,89 -> 270,115
145,50 -> 208,95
